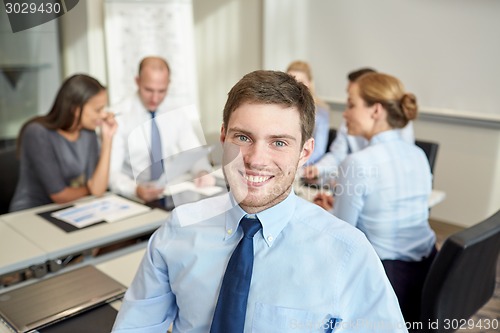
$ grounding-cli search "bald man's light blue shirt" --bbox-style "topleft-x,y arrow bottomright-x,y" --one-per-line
112,191 -> 407,332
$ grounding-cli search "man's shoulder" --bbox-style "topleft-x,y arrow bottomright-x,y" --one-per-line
293,197 -> 368,244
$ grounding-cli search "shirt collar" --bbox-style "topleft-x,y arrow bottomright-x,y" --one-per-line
369,129 -> 401,146
224,190 -> 298,247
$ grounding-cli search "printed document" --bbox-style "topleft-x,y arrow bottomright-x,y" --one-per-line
51,196 -> 151,228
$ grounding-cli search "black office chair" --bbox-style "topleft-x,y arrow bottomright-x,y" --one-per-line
0,138 -> 16,150
326,128 -> 337,153
0,146 -> 20,214
415,140 -> 439,174
420,210 -> 500,333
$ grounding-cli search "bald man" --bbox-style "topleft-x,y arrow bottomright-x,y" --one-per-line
109,56 -> 214,202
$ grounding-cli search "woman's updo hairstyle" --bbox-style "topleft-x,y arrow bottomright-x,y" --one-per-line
356,72 -> 418,129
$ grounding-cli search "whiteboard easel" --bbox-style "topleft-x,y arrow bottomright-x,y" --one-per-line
104,0 -> 199,117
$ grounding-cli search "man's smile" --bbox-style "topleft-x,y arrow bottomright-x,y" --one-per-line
239,170 -> 274,186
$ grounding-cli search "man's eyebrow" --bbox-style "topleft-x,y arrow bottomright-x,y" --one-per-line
228,127 -> 297,142
268,134 -> 297,142
227,127 -> 252,136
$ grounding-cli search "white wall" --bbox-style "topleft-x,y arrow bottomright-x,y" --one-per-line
264,0 -> 500,122
193,0 -> 263,135
413,117 -> 500,227
60,0 -> 107,84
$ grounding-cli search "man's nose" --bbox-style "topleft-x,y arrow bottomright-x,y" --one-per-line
151,92 -> 162,104
243,142 -> 267,168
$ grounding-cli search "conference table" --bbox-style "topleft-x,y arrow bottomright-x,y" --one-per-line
0,193 -> 170,332
0,193 -> 169,280
0,223 -> 47,278
296,180 -> 446,209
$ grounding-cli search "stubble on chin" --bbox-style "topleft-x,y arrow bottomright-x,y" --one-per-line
235,176 -> 294,213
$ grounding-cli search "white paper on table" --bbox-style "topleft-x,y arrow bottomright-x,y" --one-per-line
164,181 -> 224,197
51,196 -> 151,228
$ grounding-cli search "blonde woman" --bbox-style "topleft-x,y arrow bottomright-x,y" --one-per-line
286,60 -> 330,165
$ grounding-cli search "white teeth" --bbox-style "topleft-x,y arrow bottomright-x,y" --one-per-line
244,174 -> 270,183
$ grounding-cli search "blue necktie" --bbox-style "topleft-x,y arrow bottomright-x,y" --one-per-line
150,111 -> 163,180
210,216 -> 262,333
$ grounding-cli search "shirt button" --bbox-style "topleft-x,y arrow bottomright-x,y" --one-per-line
267,235 -> 273,242
227,229 -> 233,235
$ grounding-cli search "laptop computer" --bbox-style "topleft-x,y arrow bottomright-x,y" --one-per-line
0,265 -> 126,333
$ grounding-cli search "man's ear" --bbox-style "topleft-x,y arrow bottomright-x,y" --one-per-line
298,137 -> 314,167
220,124 -> 226,144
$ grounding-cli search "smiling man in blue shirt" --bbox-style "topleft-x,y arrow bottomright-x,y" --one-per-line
112,70 -> 407,333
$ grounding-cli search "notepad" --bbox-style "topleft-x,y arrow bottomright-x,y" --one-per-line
0,265 -> 126,333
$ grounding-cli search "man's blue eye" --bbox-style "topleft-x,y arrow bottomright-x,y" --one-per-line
275,141 -> 285,147
238,135 -> 248,142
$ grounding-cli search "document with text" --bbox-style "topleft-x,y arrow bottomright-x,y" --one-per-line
51,196 -> 151,228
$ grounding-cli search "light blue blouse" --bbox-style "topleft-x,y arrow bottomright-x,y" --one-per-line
306,104 -> 330,165
112,191 -> 407,332
332,130 -> 436,261
315,121 -> 414,178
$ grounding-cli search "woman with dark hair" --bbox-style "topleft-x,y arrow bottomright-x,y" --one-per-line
9,74 -> 117,211
314,72 -> 436,324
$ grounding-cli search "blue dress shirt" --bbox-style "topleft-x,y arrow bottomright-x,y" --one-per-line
306,104 -> 330,165
112,191 -> 407,332
332,130 -> 436,261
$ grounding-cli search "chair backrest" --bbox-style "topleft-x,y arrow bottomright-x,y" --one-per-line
326,128 -> 337,153
415,140 -> 439,173
0,146 -> 20,214
420,210 -> 500,332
